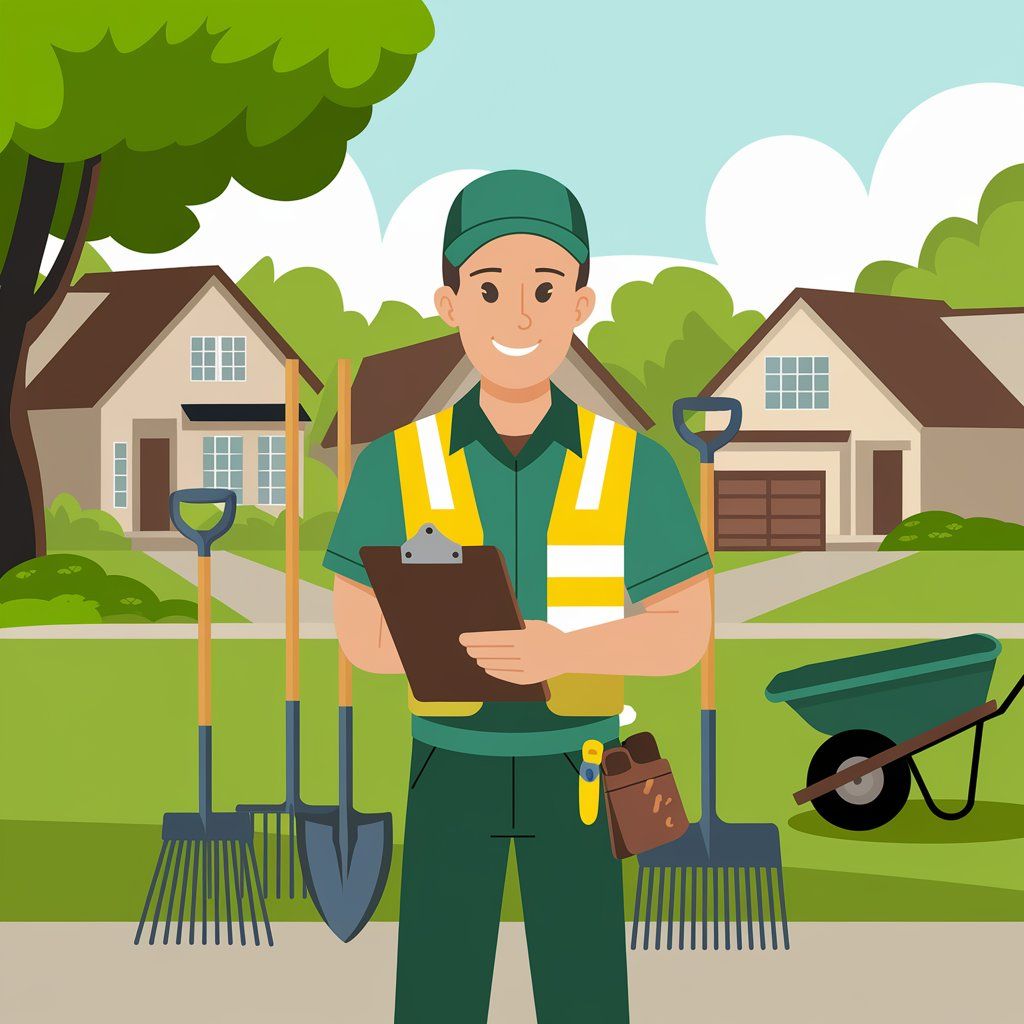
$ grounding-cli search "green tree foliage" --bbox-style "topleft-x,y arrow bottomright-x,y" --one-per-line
588,267 -> 763,502
0,4 -> 434,572
856,164 -> 1024,306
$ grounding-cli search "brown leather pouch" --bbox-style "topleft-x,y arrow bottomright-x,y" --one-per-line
602,732 -> 688,859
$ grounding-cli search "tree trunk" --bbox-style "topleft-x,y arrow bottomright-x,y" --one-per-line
0,155 -> 99,574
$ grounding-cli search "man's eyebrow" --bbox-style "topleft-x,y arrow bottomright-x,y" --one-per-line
468,267 -> 502,277
535,267 -> 565,277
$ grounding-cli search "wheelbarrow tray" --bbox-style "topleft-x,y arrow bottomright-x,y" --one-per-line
765,634 -> 1001,743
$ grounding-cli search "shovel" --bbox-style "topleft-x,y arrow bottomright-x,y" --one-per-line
296,357 -> 393,941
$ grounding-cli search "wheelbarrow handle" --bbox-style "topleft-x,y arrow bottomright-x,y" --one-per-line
169,488 -> 237,557
672,396 -> 743,464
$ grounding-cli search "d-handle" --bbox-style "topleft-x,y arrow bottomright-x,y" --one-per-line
169,488 -> 237,556
672,397 -> 742,464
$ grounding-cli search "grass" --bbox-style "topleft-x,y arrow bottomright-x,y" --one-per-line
756,551 -> 1024,622
229,547 -> 334,590
713,550 -> 792,573
52,549 -> 247,623
3,638 -> 1024,921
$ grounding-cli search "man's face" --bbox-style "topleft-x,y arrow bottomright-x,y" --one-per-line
434,234 -> 595,391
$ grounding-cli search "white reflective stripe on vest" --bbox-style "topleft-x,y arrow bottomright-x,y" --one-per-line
547,605 -> 625,632
546,544 -> 624,578
415,414 -> 455,510
575,413 -> 615,509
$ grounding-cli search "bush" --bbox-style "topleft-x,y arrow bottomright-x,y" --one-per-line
0,553 -> 107,602
0,595 -> 102,626
880,511 -> 1024,550
45,493 -> 129,550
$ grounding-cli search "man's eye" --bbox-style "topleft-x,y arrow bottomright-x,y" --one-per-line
481,282 -> 499,303
535,282 -> 553,303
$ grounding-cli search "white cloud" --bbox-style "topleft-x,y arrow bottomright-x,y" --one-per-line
50,82 -> 1024,331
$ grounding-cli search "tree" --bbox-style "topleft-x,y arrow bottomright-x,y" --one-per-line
857,164 -> 1024,306
0,4 -> 433,572
588,266 -> 762,503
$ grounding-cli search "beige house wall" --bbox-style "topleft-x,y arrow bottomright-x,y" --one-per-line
28,407 -> 101,509
920,427 -> 1024,524
98,279 -> 304,531
941,313 -> 1024,407
704,302 -> 921,536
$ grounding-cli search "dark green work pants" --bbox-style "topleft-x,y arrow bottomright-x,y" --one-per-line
394,739 -> 629,1023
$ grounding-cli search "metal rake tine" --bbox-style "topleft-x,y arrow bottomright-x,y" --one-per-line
190,840 -> 200,945
776,867 -> 791,950
134,839 -> 168,945
654,868 -> 665,949
666,867 -> 677,950
262,813 -> 269,898
161,840 -> 186,945
221,842 -> 235,946
275,812 -> 282,899
231,841 -> 247,947
247,839 -> 274,947
765,864 -> 778,950
289,811 -> 297,900
690,866 -> 698,951
723,867 -> 730,951
201,840 -> 208,946
677,867 -> 686,951
701,865 -> 708,950
755,866 -> 766,950
630,868 -> 644,950
744,867 -> 754,950
712,866 -> 719,950
733,865 -> 742,950
642,863 -> 655,950
148,839 -> 176,946
175,841 -> 193,945
214,840 -> 221,945
240,840 -> 261,947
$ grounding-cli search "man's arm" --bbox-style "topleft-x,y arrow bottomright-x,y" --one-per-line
460,571 -> 711,684
333,575 -> 404,674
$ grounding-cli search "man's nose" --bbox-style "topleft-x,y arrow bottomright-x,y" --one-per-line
518,284 -> 533,330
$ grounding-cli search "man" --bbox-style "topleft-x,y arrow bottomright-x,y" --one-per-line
324,169 -> 712,1023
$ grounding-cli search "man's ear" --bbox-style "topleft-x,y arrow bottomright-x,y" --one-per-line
435,286 -> 458,327
573,286 -> 596,327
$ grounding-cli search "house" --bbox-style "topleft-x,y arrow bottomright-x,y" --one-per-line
700,288 -> 1024,550
319,330 -> 654,453
26,267 -> 321,536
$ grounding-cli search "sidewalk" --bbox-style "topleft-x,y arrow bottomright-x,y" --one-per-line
147,550 -> 334,624
716,551 -> 912,623
3,922 -> 1020,1022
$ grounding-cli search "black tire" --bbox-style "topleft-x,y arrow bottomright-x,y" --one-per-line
807,730 -> 910,831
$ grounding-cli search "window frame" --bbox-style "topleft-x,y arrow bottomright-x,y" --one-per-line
202,435 -> 244,501
765,354 -> 829,410
257,433 -> 286,506
113,441 -> 128,509
189,335 -> 247,382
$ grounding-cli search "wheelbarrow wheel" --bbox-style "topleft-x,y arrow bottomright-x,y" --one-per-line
807,730 -> 910,831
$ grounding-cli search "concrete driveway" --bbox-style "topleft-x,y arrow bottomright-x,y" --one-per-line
3,921 -> 1020,1022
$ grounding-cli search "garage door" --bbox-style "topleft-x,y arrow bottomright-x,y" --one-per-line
714,472 -> 825,551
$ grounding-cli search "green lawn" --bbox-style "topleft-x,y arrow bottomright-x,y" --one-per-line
229,547 -> 334,590
713,550 -> 792,573
756,551 -> 1024,622
53,549 -> 248,623
3,638 -> 1023,921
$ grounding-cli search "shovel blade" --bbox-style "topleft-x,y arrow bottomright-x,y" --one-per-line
298,811 -> 393,942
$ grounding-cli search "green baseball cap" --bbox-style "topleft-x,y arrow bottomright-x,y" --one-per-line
443,169 -> 589,268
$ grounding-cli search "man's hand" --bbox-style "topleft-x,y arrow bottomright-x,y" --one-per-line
459,620 -> 570,684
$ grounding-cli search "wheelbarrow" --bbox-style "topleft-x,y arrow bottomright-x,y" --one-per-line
765,634 -> 1024,831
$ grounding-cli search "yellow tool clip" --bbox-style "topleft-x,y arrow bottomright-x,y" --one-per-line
578,740 -> 604,825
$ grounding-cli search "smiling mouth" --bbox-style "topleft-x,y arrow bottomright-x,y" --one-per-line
491,338 -> 540,357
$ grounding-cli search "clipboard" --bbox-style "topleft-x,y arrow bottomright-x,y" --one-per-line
361,524 -> 550,704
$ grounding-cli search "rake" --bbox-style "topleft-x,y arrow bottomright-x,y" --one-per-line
135,488 -> 273,947
236,358 -> 334,899
631,396 -> 789,952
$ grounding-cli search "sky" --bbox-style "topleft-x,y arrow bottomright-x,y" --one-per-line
81,1 -> 1024,329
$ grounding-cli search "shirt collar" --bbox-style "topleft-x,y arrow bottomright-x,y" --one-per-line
449,381 -> 582,467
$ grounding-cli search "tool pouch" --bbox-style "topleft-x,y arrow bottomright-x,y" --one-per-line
601,732 -> 688,859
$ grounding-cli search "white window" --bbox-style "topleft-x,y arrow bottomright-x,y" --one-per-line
765,355 -> 829,410
203,436 -> 243,500
113,442 -> 128,509
258,435 -> 286,505
190,336 -> 246,382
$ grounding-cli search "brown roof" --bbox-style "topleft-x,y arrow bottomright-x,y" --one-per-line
323,332 -> 653,447
701,288 -> 1024,428
26,266 -> 321,409
698,430 -> 851,443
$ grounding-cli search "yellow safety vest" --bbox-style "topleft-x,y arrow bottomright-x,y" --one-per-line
393,403 -> 637,718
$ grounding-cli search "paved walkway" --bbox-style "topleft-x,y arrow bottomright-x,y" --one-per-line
147,550 -> 334,624
716,551 -> 912,623
3,922 -> 1020,1022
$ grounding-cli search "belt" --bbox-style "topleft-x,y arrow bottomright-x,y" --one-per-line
411,715 -> 620,757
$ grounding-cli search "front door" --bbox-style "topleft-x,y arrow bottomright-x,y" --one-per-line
872,450 -> 903,535
139,438 -> 171,531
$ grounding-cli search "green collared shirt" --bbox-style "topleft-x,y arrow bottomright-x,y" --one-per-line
324,382 -> 711,744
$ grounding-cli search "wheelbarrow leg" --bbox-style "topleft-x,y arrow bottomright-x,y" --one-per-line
908,723 -> 985,821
